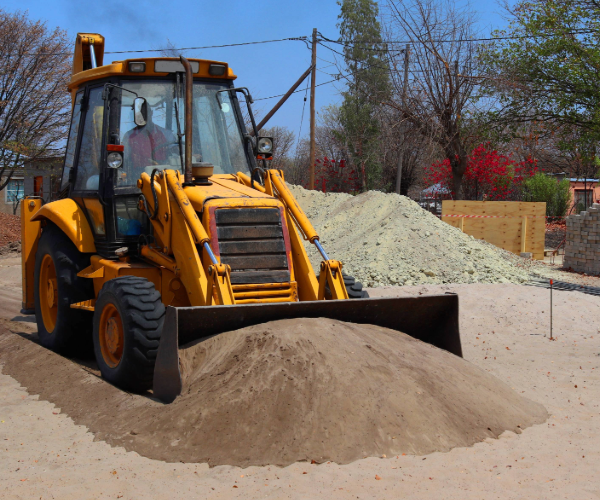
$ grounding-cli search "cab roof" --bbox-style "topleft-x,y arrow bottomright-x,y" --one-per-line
69,33 -> 236,93
69,57 -> 237,91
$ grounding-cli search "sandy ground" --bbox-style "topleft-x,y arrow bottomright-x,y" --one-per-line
0,317 -> 546,468
0,256 -> 599,499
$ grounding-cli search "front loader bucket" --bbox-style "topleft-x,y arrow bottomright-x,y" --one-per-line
152,294 -> 461,403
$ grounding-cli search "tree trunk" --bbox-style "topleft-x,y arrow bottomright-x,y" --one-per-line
448,141 -> 468,200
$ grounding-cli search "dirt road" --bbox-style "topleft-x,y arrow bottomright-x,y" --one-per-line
0,256 -> 598,499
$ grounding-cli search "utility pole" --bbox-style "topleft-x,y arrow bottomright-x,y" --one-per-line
395,44 -> 410,195
309,28 -> 317,190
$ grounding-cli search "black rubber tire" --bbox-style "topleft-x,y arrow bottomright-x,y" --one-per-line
93,276 -> 165,393
318,272 -> 370,299
34,223 -> 94,355
343,274 -> 370,299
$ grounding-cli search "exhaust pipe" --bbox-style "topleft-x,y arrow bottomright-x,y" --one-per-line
179,56 -> 194,185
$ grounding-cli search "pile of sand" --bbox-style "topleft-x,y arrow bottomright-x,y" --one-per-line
0,318 -> 547,467
0,212 -> 20,248
288,185 -> 558,287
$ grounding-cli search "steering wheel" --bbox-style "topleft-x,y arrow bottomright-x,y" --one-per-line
150,141 -> 180,158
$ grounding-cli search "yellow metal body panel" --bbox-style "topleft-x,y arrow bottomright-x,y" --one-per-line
70,299 -> 96,311
318,260 -> 349,300
138,171 -> 172,252
285,211 -> 319,301
88,255 -> 161,297
165,170 -> 210,245
31,199 -> 96,253
77,265 -> 104,279
72,33 -> 105,76
69,57 -> 237,96
21,198 -> 43,311
85,255 -> 190,308
211,175 -> 273,198
82,198 -> 105,235
236,172 -> 266,193
166,187 -> 211,305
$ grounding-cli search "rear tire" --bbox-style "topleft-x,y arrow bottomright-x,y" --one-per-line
34,223 -> 93,356
93,276 -> 165,393
318,273 -> 370,299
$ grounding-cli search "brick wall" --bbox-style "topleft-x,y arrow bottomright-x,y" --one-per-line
564,204 -> 600,275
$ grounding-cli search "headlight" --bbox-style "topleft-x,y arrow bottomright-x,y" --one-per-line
107,152 -> 123,169
128,62 -> 146,73
257,137 -> 273,154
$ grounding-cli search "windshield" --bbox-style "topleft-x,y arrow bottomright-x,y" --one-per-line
116,80 -> 250,187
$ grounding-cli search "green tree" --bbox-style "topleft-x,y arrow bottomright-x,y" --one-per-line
522,173 -> 571,219
483,0 -> 600,138
337,0 -> 390,190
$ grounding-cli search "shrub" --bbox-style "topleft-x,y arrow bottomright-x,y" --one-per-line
522,173 -> 571,219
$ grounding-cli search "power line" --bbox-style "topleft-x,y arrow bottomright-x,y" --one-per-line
106,37 -> 308,55
9,36 -> 308,57
318,29 -> 596,49
254,78 -> 341,101
295,78 -> 311,151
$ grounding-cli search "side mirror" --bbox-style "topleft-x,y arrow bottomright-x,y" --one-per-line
133,97 -> 147,127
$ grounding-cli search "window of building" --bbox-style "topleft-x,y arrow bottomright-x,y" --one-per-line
34,176 -> 43,197
4,178 -> 24,203
574,189 -> 594,213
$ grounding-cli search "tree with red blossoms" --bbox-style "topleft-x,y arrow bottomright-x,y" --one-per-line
308,157 -> 362,194
425,144 -> 537,201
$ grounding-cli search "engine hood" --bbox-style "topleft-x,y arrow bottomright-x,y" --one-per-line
184,174 -> 277,213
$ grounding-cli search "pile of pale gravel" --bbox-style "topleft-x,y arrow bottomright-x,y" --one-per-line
289,185 -> 557,287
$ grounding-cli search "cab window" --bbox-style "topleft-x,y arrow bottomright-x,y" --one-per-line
74,87 -> 105,191
60,92 -> 83,190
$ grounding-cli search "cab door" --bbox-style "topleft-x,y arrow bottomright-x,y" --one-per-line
69,86 -> 109,249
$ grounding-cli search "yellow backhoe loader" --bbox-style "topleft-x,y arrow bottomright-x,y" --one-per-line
21,33 -> 462,403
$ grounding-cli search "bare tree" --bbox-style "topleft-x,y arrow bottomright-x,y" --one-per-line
377,104 -> 438,195
0,10 -> 72,195
383,0 -> 483,199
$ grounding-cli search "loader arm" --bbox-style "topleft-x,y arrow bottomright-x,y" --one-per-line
138,169 -> 235,306
238,169 -> 349,300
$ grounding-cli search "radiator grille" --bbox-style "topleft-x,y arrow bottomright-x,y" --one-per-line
215,208 -> 290,285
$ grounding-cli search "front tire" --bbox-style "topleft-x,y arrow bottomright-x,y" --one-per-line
34,223 -> 93,355
93,276 -> 165,393
318,273 -> 370,299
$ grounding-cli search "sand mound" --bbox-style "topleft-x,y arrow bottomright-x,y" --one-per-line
0,318 -> 547,467
288,185 -> 557,287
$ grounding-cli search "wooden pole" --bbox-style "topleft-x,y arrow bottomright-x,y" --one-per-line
521,216 -> 528,254
251,64 -> 314,135
309,28 -> 317,190
395,45 -> 410,195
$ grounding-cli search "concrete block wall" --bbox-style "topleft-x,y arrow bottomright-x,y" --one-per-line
564,203 -> 600,275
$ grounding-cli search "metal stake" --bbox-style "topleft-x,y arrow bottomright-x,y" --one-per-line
550,279 -> 553,340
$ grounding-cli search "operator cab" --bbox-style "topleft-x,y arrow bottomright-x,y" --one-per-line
60,55 -> 255,257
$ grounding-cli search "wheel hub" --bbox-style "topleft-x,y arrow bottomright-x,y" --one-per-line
46,279 -> 57,308
99,303 -> 124,368
105,317 -> 121,354
39,254 -> 58,333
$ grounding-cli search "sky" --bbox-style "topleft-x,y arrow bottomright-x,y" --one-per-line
9,0 -> 513,141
